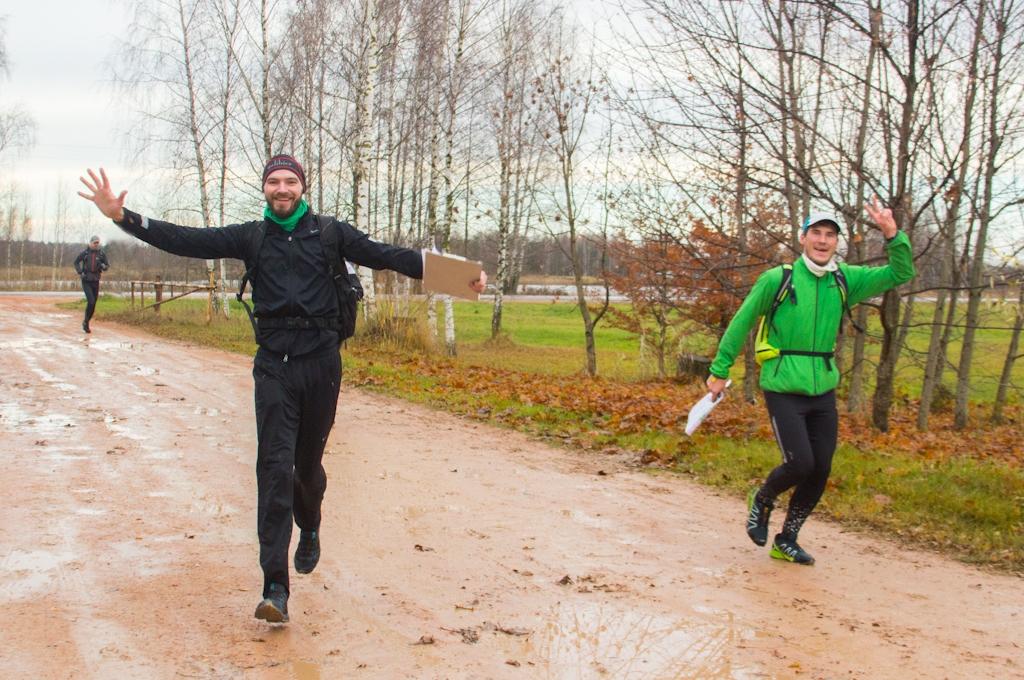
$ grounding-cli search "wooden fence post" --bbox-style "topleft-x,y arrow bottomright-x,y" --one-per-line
154,275 -> 163,314
207,269 -> 215,323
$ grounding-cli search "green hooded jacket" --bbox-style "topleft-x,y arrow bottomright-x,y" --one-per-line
709,231 -> 915,396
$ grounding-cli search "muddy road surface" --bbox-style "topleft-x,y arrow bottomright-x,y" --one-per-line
0,295 -> 1020,679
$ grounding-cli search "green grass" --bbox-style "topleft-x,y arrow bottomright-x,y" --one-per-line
79,291 -> 1024,401
65,293 -> 1024,572
675,436 -> 1023,569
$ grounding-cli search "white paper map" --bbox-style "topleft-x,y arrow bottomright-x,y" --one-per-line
685,380 -> 731,436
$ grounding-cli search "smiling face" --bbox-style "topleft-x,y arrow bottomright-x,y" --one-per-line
800,222 -> 839,265
263,169 -> 304,218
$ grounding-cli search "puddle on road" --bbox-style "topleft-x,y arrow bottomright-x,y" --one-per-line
189,498 -> 240,519
104,414 -> 150,442
395,504 -> 465,522
0,338 -> 58,352
192,405 -> 221,417
30,365 -> 78,392
563,508 -> 609,530
144,450 -> 179,461
83,340 -> 137,353
532,602 -> 763,679
0,402 -> 77,435
0,548 -> 76,600
46,453 -> 90,462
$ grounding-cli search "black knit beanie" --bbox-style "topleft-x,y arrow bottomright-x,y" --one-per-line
262,154 -> 306,191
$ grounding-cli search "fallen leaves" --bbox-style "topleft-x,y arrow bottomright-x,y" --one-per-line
349,345 -> 1024,467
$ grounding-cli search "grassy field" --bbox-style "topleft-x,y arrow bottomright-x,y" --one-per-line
69,293 -> 1024,572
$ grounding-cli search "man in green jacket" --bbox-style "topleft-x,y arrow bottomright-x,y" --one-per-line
706,198 -> 915,565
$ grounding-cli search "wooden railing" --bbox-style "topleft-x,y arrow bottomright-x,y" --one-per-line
129,271 -> 219,322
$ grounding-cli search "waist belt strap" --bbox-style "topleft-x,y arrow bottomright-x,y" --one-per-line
779,349 -> 835,372
256,316 -> 342,330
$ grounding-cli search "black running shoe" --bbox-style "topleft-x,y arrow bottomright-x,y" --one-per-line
294,530 -> 320,574
254,583 -> 289,623
83,321 -> 91,334
770,534 -> 815,565
746,488 -> 773,546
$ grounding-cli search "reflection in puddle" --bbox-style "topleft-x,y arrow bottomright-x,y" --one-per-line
534,602 -> 761,679
293,660 -> 321,680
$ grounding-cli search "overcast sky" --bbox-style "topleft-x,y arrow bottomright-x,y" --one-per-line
2,1 -> 138,243
0,0 -> 621,246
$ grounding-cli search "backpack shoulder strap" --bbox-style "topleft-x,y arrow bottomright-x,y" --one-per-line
316,215 -> 344,278
833,265 -> 864,333
770,264 -> 795,312
237,221 -> 269,339
237,222 -> 268,299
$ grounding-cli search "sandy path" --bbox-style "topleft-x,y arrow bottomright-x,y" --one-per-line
0,295 -> 1020,679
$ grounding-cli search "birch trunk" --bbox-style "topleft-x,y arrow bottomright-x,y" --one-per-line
354,0 -> 379,316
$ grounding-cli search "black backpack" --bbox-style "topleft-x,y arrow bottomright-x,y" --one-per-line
236,215 -> 363,343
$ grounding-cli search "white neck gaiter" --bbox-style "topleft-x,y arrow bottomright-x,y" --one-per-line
802,252 -> 838,277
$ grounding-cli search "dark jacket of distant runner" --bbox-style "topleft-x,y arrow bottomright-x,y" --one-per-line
113,208 -> 422,359
74,248 -> 110,282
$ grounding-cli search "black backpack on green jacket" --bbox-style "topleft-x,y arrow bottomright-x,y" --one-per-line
753,263 -> 861,368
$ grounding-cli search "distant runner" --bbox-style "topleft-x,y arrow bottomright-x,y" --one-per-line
706,198 -> 915,565
73,235 -> 109,333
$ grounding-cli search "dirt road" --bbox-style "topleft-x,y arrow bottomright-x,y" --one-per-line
0,295 -> 1020,679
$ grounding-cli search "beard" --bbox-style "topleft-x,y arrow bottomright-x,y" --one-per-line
268,195 -> 299,218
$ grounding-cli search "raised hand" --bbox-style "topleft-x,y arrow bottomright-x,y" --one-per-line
864,195 -> 898,239
78,168 -> 127,222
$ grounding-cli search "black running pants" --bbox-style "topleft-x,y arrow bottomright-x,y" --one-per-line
761,390 -> 838,539
253,347 -> 341,597
81,279 -> 99,323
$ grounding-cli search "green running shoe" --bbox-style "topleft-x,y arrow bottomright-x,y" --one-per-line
746,488 -> 773,547
770,534 -> 815,565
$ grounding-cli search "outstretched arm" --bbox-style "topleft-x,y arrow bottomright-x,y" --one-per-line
78,168 -> 126,223
77,166 -> 251,261
335,223 -> 488,295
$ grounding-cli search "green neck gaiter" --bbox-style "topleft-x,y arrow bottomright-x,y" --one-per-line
264,198 -> 308,232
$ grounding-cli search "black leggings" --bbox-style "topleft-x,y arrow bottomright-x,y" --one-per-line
81,279 -> 99,323
760,390 -> 838,539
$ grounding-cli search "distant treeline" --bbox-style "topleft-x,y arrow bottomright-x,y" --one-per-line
0,229 -> 608,289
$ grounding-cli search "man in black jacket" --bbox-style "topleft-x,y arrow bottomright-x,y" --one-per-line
78,158 -> 486,624
73,235 -> 110,333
